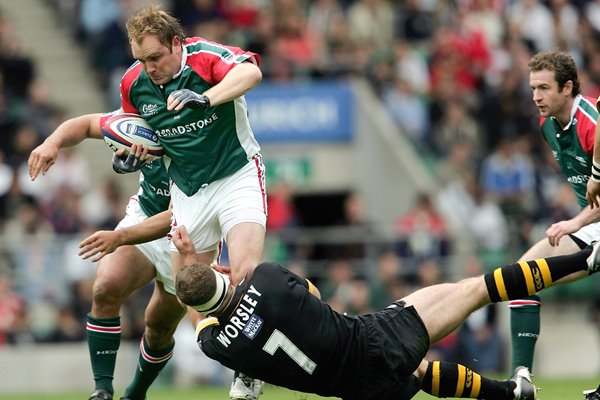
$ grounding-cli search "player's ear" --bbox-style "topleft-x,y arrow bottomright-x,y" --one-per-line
563,79 -> 573,96
172,36 -> 182,51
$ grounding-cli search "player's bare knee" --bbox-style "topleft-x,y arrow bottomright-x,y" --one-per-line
92,279 -> 128,309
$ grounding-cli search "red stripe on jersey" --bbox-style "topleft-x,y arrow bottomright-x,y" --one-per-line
99,110 -> 119,132
253,154 -> 267,214
86,322 -> 121,334
217,240 -> 223,264
120,62 -> 143,114
575,95 -> 598,154
184,37 -> 260,85
508,300 -> 542,308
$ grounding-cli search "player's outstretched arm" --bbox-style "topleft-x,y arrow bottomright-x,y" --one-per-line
28,113 -> 104,180
172,225 -> 197,266
79,209 -> 172,262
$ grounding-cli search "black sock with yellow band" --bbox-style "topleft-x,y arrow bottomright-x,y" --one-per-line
421,361 -> 515,399
485,247 -> 591,303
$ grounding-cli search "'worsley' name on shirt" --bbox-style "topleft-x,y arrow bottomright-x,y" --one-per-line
216,285 -> 262,348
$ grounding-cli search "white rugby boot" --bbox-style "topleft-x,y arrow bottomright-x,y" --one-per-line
229,373 -> 264,400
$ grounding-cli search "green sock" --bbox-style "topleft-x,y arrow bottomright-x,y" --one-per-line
123,336 -> 174,400
509,296 -> 541,373
86,313 -> 121,395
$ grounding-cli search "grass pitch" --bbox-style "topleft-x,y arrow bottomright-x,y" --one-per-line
1,377 -> 598,400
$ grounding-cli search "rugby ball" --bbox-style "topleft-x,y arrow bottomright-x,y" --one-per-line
102,113 -> 164,156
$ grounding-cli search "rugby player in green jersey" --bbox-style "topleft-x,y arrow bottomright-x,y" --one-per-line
508,51 -> 600,397
117,5 -> 266,399
582,66 -> 600,400
28,112 -> 198,400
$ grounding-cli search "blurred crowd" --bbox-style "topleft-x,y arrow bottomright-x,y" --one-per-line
3,0 -> 600,375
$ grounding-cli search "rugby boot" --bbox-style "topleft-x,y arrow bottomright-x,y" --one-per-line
586,241 -> 600,273
510,366 -> 537,400
88,389 -> 112,400
229,372 -> 264,400
584,384 -> 600,400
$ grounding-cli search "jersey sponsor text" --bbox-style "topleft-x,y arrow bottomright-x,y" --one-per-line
156,113 -> 219,137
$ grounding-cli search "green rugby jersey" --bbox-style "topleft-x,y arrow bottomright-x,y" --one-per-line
120,37 -> 261,197
136,158 -> 171,217
540,94 -> 598,209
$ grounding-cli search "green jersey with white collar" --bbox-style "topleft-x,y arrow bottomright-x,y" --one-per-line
120,37 -> 261,197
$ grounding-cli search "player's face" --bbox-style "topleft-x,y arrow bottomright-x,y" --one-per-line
530,69 -> 571,119
131,35 -> 183,85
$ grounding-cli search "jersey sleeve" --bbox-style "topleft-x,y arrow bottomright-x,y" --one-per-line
186,37 -> 260,85
98,110 -> 121,132
575,108 -> 596,154
120,63 -> 143,114
306,279 -> 319,297
195,317 -> 220,341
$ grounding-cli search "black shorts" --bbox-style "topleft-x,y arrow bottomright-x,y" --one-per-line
347,301 -> 430,400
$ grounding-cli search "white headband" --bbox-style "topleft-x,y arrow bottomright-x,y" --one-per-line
190,268 -> 231,315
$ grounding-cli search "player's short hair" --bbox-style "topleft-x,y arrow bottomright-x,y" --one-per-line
176,263 -> 217,307
528,50 -> 580,96
126,4 -> 185,49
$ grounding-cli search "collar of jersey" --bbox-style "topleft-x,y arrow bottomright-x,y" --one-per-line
172,43 -> 188,80
559,93 -> 583,131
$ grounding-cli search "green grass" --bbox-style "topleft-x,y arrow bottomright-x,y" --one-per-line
1,377 -> 598,400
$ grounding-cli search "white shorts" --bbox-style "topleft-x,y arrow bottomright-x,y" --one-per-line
170,156 -> 267,253
572,221 -> 600,246
116,197 -> 175,294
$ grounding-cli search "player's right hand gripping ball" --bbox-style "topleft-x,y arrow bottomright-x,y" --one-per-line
170,89 -> 211,109
112,152 -> 145,174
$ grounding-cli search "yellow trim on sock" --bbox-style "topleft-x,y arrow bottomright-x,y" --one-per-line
470,372 -> 481,398
535,258 -> 552,287
432,361 -> 441,397
519,261 -> 536,295
494,268 -> 508,301
455,364 -> 466,397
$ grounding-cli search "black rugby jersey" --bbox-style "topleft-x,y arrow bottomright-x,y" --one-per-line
196,262 -> 365,398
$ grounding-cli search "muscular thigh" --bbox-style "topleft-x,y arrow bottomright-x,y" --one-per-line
520,235 -> 581,261
95,245 -> 156,295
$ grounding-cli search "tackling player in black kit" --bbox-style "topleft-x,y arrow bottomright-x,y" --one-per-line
173,226 -> 600,400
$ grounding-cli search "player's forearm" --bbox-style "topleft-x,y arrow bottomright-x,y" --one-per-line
204,62 -> 262,107
574,205 -> 600,226
118,210 -> 172,245
44,113 -> 104,148
594,122 -> 600,164
592,123 -> 600,182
